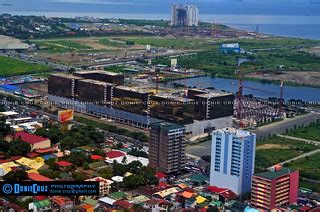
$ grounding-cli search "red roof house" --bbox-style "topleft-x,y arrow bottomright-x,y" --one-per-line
91,155 -> 103,160
28,173 -> 54,182
155,172 -> 167,179
14,132 -> 51,150
114,200 -> 133,209
106,151 -> 125,159
55,161 -> 73,167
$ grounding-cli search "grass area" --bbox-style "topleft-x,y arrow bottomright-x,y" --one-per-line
287,121 -> 320,141
0,56 -> 52,76
153,50 -> 237,76
255,136 -> 317,172
99,38 -> 127,47
227,37 -> 319,49
32,39 -> 92,53
74,115 -> 149,143
287,152 -> 320,184
114,36 -> 214,50
299,179 -> 320,193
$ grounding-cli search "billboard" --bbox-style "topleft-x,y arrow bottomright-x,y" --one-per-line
171,58 -> 177,67
58,110 -> 74,123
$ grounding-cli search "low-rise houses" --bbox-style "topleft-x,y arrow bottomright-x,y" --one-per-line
14,131 -> 51,150
85,177 -> 113,196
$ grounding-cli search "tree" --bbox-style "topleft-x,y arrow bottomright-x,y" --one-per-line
127,161 -> 143,174
66,152 -> 90,167
0,139 -> 9,152
35,126 -> 62,144
112,162 -> 127,176
98,167 -> 113,179
72,172 -> 86,181
0,117 -> 11,138
83,162 -> 89,170
140,166 -> 158,186
121,156 -> 128,165
123,175 -> 144,189
8,140 -> 31,156
3,170 -> 28,182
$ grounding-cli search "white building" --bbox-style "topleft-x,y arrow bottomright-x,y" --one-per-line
210,128 -> 256,195
170,4 -> 199,27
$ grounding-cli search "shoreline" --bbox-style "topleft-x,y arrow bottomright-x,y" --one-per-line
1,12 -> 320,40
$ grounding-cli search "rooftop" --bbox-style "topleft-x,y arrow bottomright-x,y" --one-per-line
79,79 -> 113,86
55,161 -> 73,167
213,128 -> 254,138
195,90 -> 232,98
15,131 -> 49,144
28,173 -> 53,182
254,167 -> 296,180
49,73 -> 83,80
106,150 -> 126,159
152,122 -> 184,132
75,70 -> 122,76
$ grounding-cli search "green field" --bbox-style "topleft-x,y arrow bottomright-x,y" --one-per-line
287,121 -> 320,141
255,136 -> 317,172
0,56 -> 52,76
32,40 -> 92,53
299,179 -> 320,193
114,36 -> 214,50
287,152 -> 320,185
99,38 -> 127,48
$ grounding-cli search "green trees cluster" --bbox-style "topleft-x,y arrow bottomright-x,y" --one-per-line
3,170 -> 28,182
111,160 -> 158,189
58,125 -> 104,150
74,116 -> 149,142
128,148 -> 148,158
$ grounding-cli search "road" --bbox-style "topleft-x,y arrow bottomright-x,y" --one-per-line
277,134 -> 320,146
11,103 -> 147,148
253,113 -> 320,140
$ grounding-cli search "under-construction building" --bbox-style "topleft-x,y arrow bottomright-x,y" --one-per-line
170,4 -> 199,27
73,70 -> 124,85
48,73 -> 233,138
48,74 -> 82,99
76,79 -> 113,103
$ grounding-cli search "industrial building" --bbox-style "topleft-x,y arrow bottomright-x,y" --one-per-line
149,122 -> 186,173
251,166 -> 299,210
210,128 -> 256,195
170,4 -> 199,27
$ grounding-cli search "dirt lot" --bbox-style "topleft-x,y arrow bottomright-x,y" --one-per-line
19,82 -> 48,95
308,46 -> 320,56
247,71 -> 320,87
257,143 -> 289,150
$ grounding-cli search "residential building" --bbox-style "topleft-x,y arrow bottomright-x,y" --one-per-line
210,128 -> 256,195
170,4 -> 199,27
14,131 -> 51,150
149,122 -> 186,173
85,177 -> 113,196
251,165 -> 299,210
